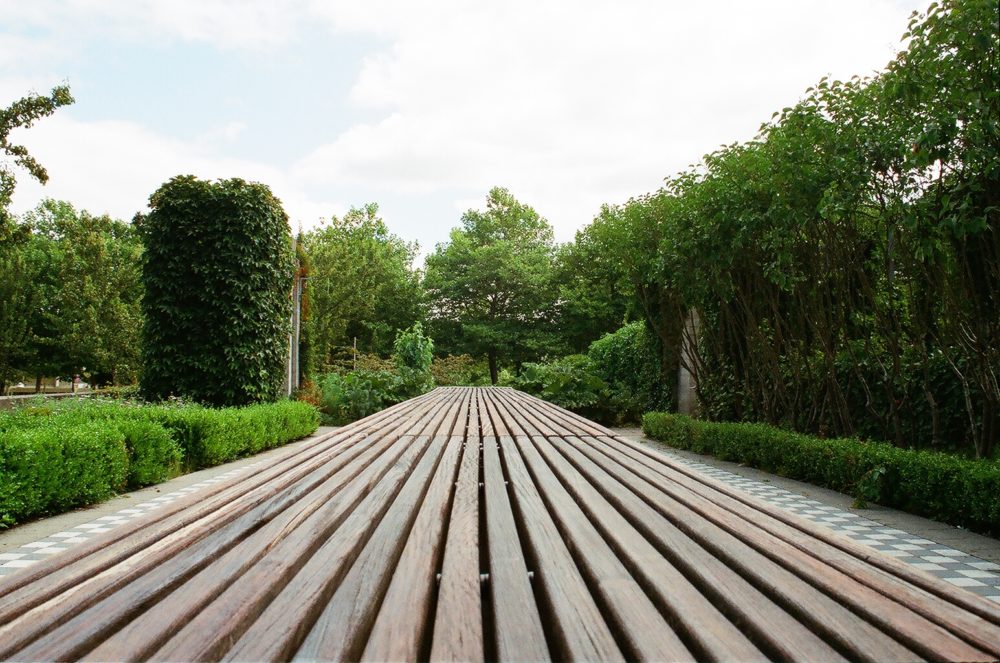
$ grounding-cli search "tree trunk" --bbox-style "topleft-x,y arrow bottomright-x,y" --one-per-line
488,349 -> 498,385
35,374 -> 42,393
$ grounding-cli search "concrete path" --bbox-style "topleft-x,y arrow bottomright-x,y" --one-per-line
614,428 -> 1000,603
0,426 -> 338,573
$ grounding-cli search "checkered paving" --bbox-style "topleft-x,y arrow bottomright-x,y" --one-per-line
0,462 -> 260,578
658,450 -> 1000,604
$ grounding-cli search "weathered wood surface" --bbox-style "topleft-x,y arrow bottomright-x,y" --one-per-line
1,387 -> 999,662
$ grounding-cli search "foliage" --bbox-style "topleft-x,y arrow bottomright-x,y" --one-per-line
317,369 -> 402,426
425,187 -> 560,384
303,203 -> 423,368
0,200 -> 142,392
0,397 -> 319,526
642,411 -> 1000,536
0,85 -> 74,240
551,235 -> 630,353
393,322 -> 434,398
515,355 -> 611,419
582,0 -> 999,457
587,321 -> 667,421
431,354 -> 480,386
138,176 -> 294,406
0,422 -> 128,527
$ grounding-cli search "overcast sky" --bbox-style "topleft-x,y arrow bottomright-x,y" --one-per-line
3,0 -> 926,258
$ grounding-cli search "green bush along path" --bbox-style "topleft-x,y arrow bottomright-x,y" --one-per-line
643,412 -> 1000,537
0,399 -> 318,528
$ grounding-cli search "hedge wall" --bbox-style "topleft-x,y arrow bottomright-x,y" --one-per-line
642,412 -> 1000,537
0,399 -> 319,527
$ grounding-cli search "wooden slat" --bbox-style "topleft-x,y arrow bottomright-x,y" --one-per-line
430,419 -> 485,663
482,432 -> 550,662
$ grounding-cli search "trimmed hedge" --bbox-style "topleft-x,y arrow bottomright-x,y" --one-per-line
0,399 -> 319,527
642,412 -> 1000,537
0,423 -> 129,528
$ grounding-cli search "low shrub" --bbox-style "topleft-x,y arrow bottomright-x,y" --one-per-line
116,419 -> 184,487
0,423 -> 129,527
318,370 -> 402,425
0,398 -> 319,527
515,355 -> 614,422
642,412 -> 1000,536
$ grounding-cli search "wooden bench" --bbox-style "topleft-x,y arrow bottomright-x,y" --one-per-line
1,387 -> 998,661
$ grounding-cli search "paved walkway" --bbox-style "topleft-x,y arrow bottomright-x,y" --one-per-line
615,428 -> 1000,603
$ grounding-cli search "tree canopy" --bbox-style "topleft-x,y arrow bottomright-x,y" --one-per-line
303,203 -> 423,369
424,187 -> 559,383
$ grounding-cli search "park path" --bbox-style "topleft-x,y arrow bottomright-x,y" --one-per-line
1,387 -> 999,662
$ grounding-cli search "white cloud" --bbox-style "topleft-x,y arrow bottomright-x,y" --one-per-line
297,0 -> 921,240
7,115 -> 340,227
1,0 -> 308,51
2,0 -> 928,248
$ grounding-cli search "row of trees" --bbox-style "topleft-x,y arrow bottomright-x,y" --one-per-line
302,188 -> 629,385
567,0 -> 998,457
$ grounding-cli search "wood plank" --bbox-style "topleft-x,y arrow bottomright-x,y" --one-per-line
529,433 -> 783,662
430,412 -> 485,663
564,435 -> 921,662
494,432 -> 626,662
146,436 -> 433,661
482,434 -> 550,662
78,410 -> 437,662
0,391 -> 434,630
611,430 -> 1000,629
548,435 -> 849,662
605,432 -> 1000,658
359,434 -> 464,661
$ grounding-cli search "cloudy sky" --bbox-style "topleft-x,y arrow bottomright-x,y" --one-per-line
3,0 -> 925,257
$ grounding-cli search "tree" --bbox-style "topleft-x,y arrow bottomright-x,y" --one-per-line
303,203 -> 423,368
424,187 -> 558,384
138,176 -> 294,406
1,86 -> 74,243
0,200 -> 142,392
18,200 -> 143,386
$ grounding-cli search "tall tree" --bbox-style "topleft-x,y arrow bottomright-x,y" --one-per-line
424,187 -> 558,383
303,203 -> 423,369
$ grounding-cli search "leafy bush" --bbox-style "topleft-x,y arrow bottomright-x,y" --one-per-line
393,322 -> 434,398
642,411 -> 1000,536
116,419 -> 183,487
138,175 -> 294,406
0,398 -> 319,527
588,321 -> 667,421
0,423 -> 128,527
515,355 -> 611,419
431,354 -> 478,386
318,370 -> 402,425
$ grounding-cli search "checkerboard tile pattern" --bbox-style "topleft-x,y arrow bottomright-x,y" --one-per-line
658,450 -> 1000,604
0,462 -> 261,579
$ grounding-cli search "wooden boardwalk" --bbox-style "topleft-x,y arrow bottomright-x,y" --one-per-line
1,387 -> 999,662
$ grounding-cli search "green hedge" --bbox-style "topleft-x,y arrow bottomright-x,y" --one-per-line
0,423 -> 129,528
0,399 -> 319,527
642,412 -> 1000,537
